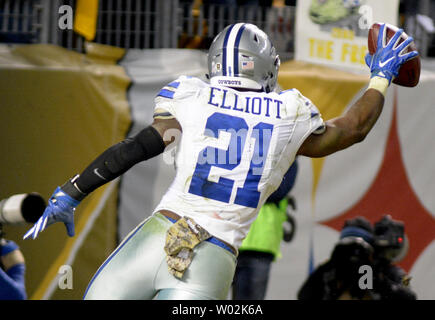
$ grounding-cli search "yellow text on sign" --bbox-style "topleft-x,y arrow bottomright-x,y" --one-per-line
309,38 -> 368,66
331,27 -> 355,40
341,43 -> 367,65
309,38 -> 334,61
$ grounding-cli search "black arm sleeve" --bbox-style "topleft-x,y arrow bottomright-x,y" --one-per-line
62,125 -> 165,201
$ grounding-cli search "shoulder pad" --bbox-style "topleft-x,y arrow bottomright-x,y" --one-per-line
279,88 -> 298,96
156,76 -> 206,101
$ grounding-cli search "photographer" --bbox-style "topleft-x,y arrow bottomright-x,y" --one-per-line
297,215 -> 417,300
298,216 -> 375,300
0,237 -> 26,300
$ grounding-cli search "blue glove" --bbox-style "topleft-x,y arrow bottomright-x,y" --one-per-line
23,187 -> 80,240
365,24 -> 419,84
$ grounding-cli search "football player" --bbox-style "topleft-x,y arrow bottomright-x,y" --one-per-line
24,23 -> 417,300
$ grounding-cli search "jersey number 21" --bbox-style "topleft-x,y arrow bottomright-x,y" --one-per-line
188,112 -> 274,208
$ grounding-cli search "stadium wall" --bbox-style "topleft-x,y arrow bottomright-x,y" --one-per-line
0,43 -> 131,300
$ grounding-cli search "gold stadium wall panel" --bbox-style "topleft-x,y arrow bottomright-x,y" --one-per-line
0,44 -> 131,300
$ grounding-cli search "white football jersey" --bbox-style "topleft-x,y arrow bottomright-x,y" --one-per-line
153,76 -> 324,248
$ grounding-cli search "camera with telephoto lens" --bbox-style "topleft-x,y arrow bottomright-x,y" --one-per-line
332,215 -> 411,299
0,193 -> 45,271
0,193 -> 46,239
373,215 -> 408,263
370,215 -> 416,299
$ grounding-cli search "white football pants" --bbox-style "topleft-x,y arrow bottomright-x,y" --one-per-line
83,212 -> 236,300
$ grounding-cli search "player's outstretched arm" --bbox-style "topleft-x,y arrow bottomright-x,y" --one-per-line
24,118 -> 181,240
297,87 -> 385,158
298,24 -> 418,158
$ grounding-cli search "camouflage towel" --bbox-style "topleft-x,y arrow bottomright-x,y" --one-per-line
164,216 -> 211,278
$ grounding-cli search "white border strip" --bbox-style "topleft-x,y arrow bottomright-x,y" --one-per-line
225,23 -> 245,77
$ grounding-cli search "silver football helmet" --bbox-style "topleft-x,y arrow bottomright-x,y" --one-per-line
208,23 -> 280,93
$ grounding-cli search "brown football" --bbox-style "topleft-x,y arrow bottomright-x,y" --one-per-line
368,23 -> 420,87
